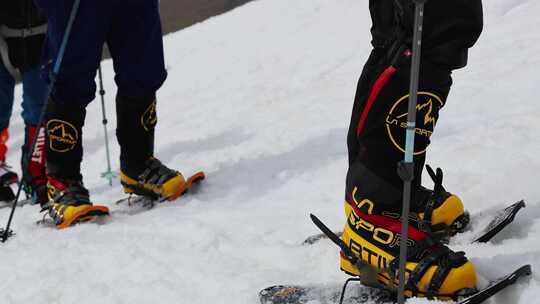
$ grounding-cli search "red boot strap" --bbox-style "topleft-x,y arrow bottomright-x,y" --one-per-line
346,199 -> 427,242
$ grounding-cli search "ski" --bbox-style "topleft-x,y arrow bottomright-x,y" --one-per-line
473,200 -> 525,243
302,231 -> 342,246
458,265 -> 531,304
259,284 -> 393,304
259,265 -> 531,304
302,201 -> 525,245
115,171 -> 205,208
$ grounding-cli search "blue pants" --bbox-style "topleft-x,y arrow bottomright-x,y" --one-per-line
36,0 -> 167,105
0,63 -> 47,130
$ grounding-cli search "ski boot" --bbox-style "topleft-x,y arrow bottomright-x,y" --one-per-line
340,198 -> 477,300
0,128 -> 17,202
414,165 -> 470,241
0,162 -> 18,186
41,178 -> 109,229
120,157 -> 187,201
0,162 -> 18,202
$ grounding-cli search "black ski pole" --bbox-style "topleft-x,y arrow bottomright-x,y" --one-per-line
396,0 -> 426,303
97,63 -> 115,186
1,0 -> 81,242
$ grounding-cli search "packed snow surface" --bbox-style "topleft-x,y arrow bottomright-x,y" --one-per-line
1,0 -> 539,303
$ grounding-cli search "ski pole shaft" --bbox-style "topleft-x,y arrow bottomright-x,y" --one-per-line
397,0 -> 426,303
2,0 -> 81,242
98,64 -> 113,186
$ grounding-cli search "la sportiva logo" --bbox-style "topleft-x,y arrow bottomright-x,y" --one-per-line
385,92 -> 444,155
47,119 -> 78,152
141,101 -> 157,131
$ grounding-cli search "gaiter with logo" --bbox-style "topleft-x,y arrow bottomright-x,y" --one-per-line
346,52 -> 452,213
45,99 -> 86,181
116,94 -> 156,178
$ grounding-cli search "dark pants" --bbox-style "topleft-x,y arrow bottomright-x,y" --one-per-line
346,48 -> 453,213
0,64 -> 47,131
0,63 -> 47,180
35,0 -> 166,180
36,0 -> 167,104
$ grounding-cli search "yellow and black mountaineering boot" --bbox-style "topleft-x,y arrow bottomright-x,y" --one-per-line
116,95 -> 188,201
414,165 -> 469,240
120,157 -> 187,201
41,178 -> 109,229
340,197 -> 477,301
116,95 -> 204,202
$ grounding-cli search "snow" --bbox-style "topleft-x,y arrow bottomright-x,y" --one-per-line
1,0 -> 539,303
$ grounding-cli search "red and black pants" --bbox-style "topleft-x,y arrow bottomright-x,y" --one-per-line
346,48 -> 453,213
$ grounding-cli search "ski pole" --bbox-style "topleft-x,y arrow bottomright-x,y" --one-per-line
1,0 -> 81,242
97,63 -> 116,186
396,0 -> 426,303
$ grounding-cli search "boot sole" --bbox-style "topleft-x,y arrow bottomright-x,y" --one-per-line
57,205 -> 110,229
167,171 -> 206,200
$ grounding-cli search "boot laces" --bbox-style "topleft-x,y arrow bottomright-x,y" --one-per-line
41,180 -> 90,211
137,158 -> 178,188
40,181 -> 91,225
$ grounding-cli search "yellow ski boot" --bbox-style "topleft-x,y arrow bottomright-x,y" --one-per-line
42,178 -> 109,229
120,157 -> 188,201
415,166 -> 469,240
339,198 -> 477,300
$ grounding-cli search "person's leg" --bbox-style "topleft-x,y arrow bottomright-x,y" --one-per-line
19,66 -> 48,203
347,48 -> 389,167
346,53 -> 452,213
33,0 -> 112,227
107,0 -> 186,201
20,66 -> 47,126
0,63 -> 18,199
107,0 -> 167,100
0,63 -> 15,162
107,0 -> 166,177
0,128 -> 8,164
40,0 -> 112,181
20,125 -> 48,203
340,53 -> 478,297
